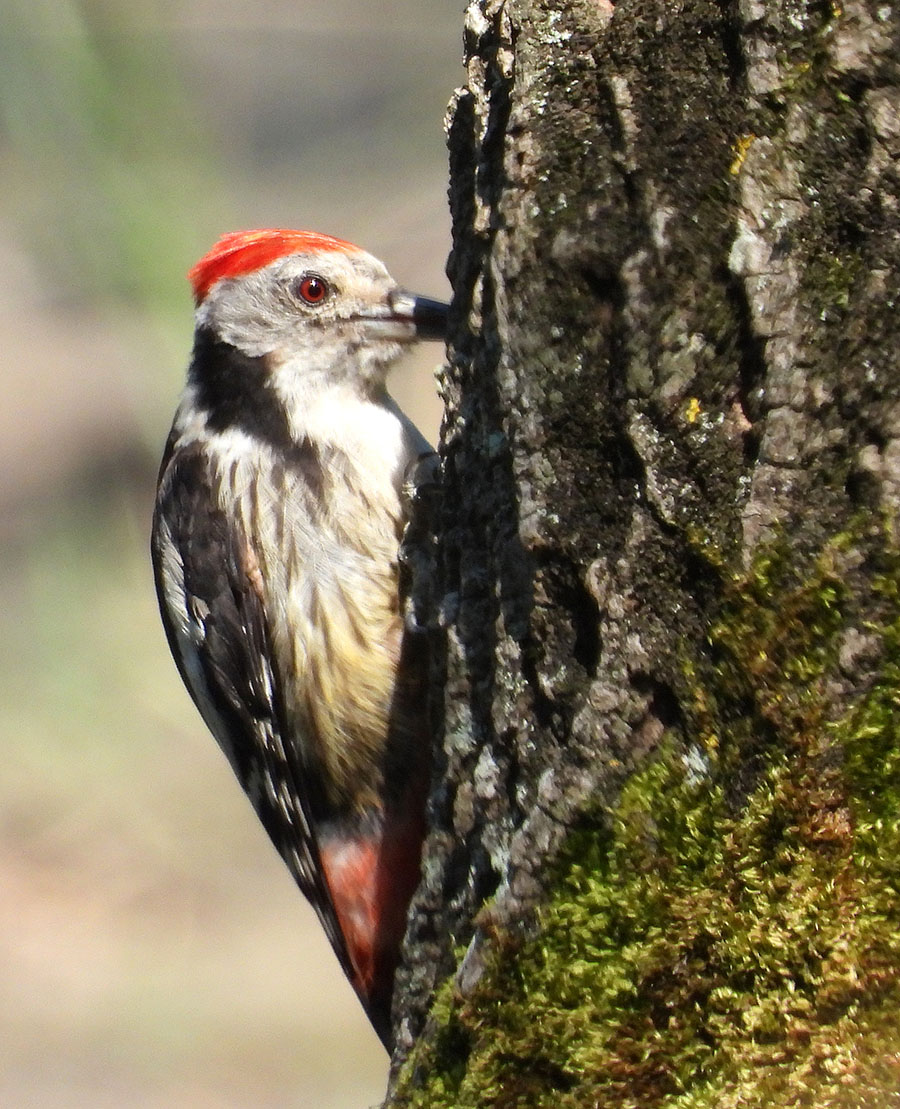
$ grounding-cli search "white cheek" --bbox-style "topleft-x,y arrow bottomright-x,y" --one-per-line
197,276 -> 285,356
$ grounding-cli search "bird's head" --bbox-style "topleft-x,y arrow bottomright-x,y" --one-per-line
188,229 -> 447,389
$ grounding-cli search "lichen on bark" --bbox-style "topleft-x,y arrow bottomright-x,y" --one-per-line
387,0 -> 900,1101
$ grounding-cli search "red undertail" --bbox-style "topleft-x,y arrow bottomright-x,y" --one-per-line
319,814 -> 424,1047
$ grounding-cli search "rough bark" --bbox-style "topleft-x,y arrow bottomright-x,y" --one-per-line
388,1 -> 900,1104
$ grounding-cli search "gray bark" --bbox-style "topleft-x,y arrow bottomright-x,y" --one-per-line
388,1 -> 900,1104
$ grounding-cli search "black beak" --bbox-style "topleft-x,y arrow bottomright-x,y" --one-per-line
389,290 -> 449,341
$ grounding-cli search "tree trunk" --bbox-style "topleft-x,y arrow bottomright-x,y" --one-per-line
388,1 -> 900,1104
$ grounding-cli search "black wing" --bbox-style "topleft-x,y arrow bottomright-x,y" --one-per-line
151,439 -> 354,980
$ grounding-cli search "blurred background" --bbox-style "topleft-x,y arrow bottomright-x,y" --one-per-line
0,1 -> 458,1105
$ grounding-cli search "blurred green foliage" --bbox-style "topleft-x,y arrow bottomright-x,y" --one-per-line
0,0 -> 455,1103
1,0 -> 223,314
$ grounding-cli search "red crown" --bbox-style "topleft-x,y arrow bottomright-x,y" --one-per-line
188,228 -> 359,304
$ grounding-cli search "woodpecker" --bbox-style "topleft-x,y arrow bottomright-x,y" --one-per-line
151,229 -> 447,1048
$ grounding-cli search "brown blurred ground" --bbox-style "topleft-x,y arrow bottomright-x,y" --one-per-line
0,2 -> 458,1104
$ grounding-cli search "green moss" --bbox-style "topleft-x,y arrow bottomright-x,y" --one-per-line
393,532 -> 900,1107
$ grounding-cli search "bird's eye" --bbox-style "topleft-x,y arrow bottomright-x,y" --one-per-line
293,274 -> 330,305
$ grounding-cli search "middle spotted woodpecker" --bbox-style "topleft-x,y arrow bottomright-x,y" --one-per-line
151,229 -> 447,1048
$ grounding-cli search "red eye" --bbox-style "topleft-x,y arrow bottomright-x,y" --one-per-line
295,274 -> 329,304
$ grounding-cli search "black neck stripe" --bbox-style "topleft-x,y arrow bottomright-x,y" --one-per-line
189,326 -> 293,449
